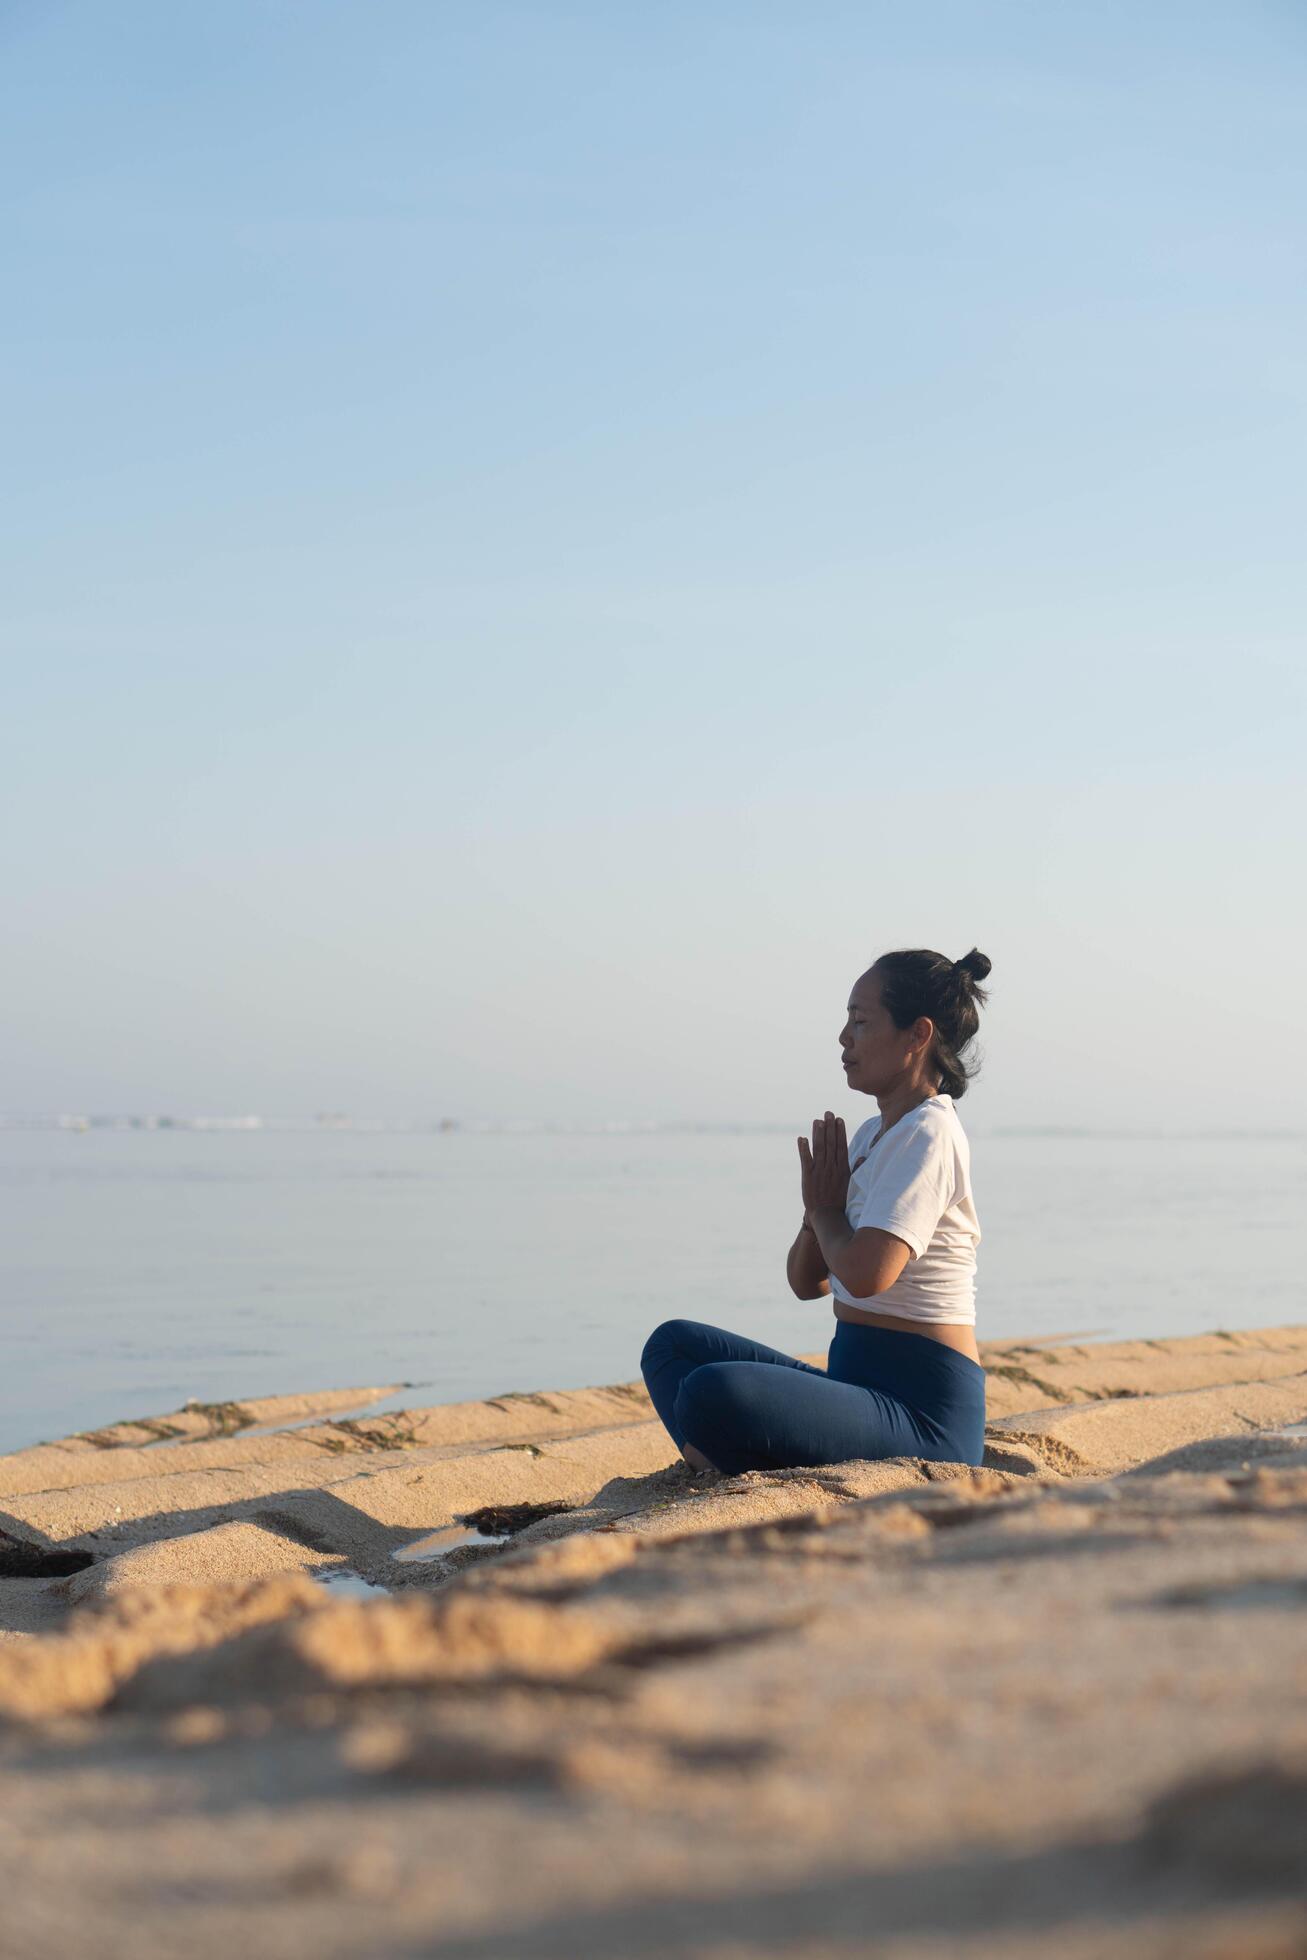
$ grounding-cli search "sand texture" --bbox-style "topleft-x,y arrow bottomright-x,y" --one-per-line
2,1324 -> 1306,1957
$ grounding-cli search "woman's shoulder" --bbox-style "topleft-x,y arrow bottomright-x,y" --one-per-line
850,1096 -> 968,1159
918,1094 -> 960,1126
918,1095 -> 972,1170
894,1096 -> 969,1155
879,1095 -> 945,1129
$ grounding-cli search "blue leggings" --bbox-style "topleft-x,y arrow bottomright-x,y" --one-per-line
640,1317 -> 987,1474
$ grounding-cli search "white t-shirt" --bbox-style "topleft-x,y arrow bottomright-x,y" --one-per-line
828,1094 -> 981,1326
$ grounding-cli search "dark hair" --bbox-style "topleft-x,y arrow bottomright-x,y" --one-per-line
872,947 -> 992,1099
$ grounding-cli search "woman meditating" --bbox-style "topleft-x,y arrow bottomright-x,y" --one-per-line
641,947 -> 991,1475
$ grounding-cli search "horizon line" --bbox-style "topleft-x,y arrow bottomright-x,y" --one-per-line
1,1115 -> 1302,1143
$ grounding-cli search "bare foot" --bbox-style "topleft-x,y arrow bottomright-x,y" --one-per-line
681,1442 -> 717,1472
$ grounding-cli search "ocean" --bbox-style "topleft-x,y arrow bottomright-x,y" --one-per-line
1,1124 -> 1302,1455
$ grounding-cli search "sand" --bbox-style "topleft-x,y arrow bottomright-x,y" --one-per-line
1,1325 -> 1306,1957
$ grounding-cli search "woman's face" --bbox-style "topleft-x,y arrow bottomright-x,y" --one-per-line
839,968 -> 926,1095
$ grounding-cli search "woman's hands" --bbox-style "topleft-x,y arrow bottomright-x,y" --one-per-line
797,1111 -> 850,1223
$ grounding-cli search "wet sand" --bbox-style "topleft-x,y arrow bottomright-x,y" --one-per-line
2,1325 -> 1306,1957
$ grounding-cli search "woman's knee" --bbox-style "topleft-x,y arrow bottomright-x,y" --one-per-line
675,1363 -> 781,1474
671,1363 -> 714,1444
673,1360 -> 753,1445
640,1318 -> 699,1376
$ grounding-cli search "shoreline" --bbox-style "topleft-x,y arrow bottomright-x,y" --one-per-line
0,1315 -> 1284,1465
2,1323 -> 1306,1955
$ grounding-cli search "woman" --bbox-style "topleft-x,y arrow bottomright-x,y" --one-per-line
640,947 -> 991,1475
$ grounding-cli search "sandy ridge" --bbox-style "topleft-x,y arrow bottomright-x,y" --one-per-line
8,1324 -> 1306,1501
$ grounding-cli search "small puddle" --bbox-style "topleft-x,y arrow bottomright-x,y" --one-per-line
309,1528 -> 501,1591
239,1385 -> 430,1441
392,1526 -> 492,1564
313,1566 -> 387,1599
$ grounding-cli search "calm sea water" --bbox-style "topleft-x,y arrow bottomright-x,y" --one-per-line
1,1127 -> 1303,1455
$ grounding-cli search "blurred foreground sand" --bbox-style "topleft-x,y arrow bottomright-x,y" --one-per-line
2,1325 -> 1306,1958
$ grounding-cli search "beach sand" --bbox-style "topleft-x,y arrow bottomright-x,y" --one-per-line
2,1325 -> 1306,1957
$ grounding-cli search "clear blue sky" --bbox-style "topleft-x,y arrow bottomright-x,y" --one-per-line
3,2 -> 1304,1129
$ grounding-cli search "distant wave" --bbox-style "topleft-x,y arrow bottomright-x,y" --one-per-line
1,1116 -> 1302,1141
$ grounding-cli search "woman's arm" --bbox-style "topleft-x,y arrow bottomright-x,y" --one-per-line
808,1212 -> 912,1298
790,1121 -> 831,1299
786,1219 -> 831,1300
799,1113 -> 912,1299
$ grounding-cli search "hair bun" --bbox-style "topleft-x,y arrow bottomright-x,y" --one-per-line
956,948 -> 992,984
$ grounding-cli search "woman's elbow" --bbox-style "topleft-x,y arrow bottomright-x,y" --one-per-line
801,1277 -> 832,1301
842,1262 -> 898,1300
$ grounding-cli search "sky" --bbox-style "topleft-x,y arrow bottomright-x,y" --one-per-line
2,1 -> 1304,1132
